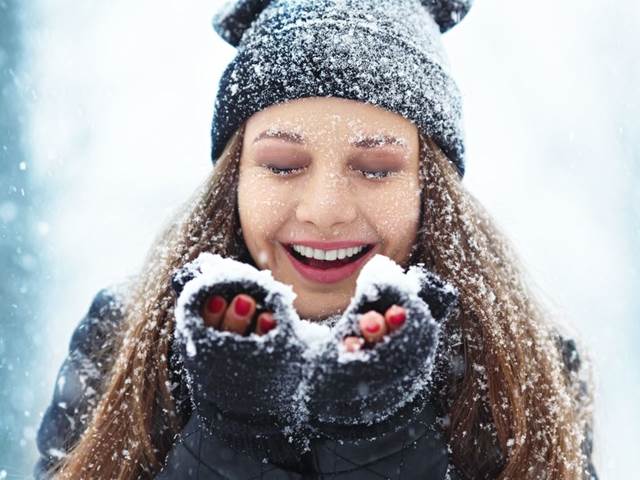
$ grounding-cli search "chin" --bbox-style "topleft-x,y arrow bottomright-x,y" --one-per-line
292,289 -> 352,321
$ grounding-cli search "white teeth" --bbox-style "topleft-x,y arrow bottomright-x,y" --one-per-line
291,244 -> 367,261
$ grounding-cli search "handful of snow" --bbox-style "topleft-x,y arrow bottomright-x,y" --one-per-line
175,252 -> 303,356
170,252 -> 458,437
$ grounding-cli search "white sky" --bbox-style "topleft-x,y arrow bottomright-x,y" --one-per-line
22,0 -> 639,476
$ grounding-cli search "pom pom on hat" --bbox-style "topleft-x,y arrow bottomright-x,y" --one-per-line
421,0 -> 473,33
213,0 -> 273,47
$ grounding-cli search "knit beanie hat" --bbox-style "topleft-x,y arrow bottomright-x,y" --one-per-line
210,0 -> 472,178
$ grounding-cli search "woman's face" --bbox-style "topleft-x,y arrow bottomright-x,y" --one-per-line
238,97 -> 421,321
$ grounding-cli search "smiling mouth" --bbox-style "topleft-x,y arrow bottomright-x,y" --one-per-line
284,244 -> 375,270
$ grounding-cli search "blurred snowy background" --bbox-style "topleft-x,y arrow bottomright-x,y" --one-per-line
0,0 -> 637,477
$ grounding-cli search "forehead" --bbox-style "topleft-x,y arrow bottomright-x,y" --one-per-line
244,97 -> 418,147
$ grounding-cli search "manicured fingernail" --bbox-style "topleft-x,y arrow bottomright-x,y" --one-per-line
388,309 -> 406,327
363,318 -> 381,334
207,296 -> 225,314
259,313 -> 277,333
234,295 -> 252,316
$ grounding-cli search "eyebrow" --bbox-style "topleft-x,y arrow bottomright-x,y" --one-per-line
252,129 -> 305,145
252,129 -> 407,150
349,134 -> 407,150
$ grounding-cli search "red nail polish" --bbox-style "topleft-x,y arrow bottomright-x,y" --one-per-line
259,314 -> 277,333
234,296 -> 252,316
207,296 -> 225,314
364,320 -> 381,334
388,310 -> 406,327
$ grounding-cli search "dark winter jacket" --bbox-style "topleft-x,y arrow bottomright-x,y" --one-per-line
34,255 -> 598,480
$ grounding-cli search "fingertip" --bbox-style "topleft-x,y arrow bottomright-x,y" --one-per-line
222,294 -> 254,333
202,295 -> 226,328
233,293 -> 256,317
343,336 -> 365,353
385,304 -> 406,331
359,310 -> 386,343
257,312 -> 277,335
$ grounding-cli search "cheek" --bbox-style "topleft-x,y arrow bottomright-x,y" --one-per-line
358,179 -> 421,240
237,170 -> 294,246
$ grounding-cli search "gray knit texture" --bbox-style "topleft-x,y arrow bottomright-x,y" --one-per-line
210,0 -> 473,178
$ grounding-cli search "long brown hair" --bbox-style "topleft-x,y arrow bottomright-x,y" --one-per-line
53,124 -> 593,479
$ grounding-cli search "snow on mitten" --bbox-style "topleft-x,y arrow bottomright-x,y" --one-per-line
171,252 -> 308,460
302,254 -> 459,438
408,261 -> 459,326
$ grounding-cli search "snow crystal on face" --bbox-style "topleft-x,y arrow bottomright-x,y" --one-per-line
256,249 -> 269,267
174,252 -> 298,357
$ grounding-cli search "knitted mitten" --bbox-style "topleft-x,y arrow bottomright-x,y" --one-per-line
300,254 -> 459,440
171,252 -> 309,463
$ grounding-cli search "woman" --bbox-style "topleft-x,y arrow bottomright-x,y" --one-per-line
35,0 -> 597,478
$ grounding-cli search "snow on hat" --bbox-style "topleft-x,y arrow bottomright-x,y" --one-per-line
210,0 -> 472,178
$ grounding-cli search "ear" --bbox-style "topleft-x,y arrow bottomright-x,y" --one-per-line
213,0 -> 274,47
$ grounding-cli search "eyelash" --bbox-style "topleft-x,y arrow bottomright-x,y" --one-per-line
265,166 -> 305,176
264,165 -> 394,180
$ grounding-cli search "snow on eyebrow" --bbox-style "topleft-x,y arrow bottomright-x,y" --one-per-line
253,127 -> 306,144
348,132 -> 409,149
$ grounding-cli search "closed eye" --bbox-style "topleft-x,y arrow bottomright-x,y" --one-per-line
358,169 -> 393,180
349,165 -> 396,180
263,165 -> 306,176
262,164 -> 397,180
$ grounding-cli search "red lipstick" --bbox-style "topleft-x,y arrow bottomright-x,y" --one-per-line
281,242 -> 376,284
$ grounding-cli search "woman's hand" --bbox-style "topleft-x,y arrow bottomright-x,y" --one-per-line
172,252 -> 457,451
201,291 -> 407,347
342,305 -> 407,352
171,253 -> 310,457
201,293 -> 277,335
299,255 -> 458,433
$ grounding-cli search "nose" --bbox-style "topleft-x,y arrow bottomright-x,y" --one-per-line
295,167 -> 357,231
